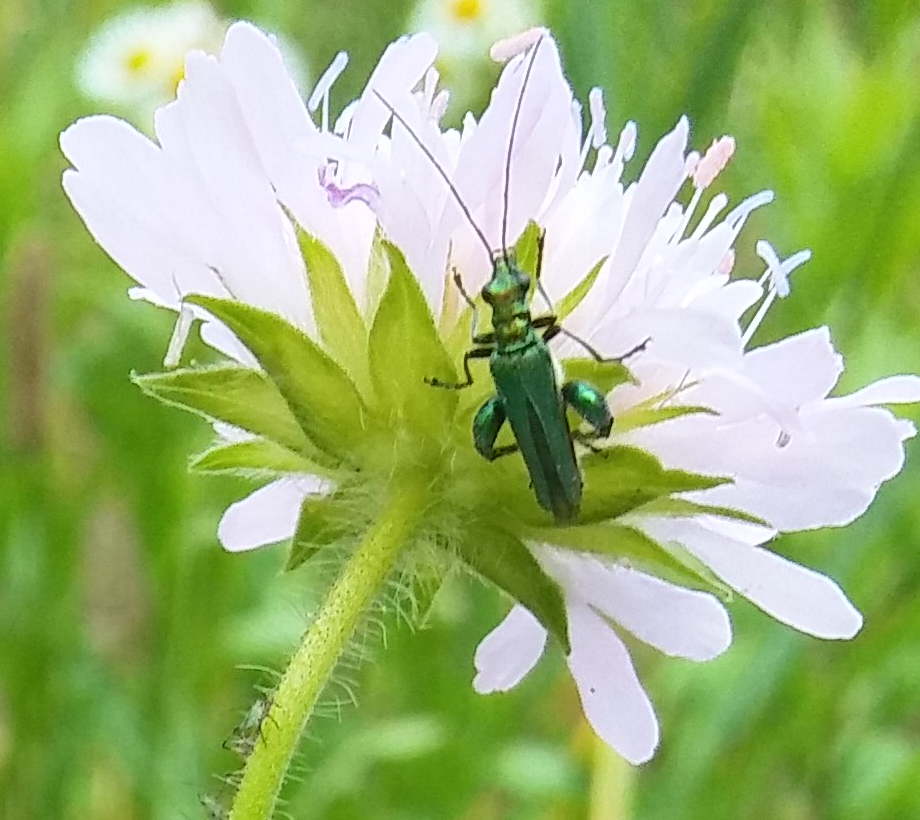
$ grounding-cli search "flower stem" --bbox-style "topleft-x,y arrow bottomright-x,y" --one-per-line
588,731 -> 635,820
228,482 -> 425,820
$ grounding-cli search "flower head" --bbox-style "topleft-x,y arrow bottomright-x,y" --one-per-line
62,24 -> 920,764
76,1 -> 226,117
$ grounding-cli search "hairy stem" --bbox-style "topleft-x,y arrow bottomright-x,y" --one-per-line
229,482 -> 425,820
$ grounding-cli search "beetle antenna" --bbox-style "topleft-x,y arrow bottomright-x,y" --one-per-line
373,90 -> 493,263
500,35 -> 545,261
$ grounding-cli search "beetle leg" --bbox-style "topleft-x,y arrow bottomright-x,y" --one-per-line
426,346 -> 492,389
556,326 -> 651,364
473,395 -> 518,460
562,380 -> 613,439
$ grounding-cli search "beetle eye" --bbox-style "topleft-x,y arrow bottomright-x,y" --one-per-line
480,284 -> 495,304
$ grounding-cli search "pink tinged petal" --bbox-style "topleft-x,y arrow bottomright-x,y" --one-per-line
472,605 -> 547,694
220,18 -> 376,300
745,327 -> 843,405
605,117 -> 690,304
61,117 -> 222,305
167,51 -> 312,331
544,554 -> 732,661
641,517 -> 863,639
566,604 -> 659,764
349,33 -> 439,153
217,476 -> 328,553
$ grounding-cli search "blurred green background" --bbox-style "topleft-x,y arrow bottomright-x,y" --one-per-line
1,1 -> 919,818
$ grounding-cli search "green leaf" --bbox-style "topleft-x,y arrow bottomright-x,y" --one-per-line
457,523 -> 570,652
535,522 -> 730,598
368,242 -> 458,436
286,496 -> 349,571
185,295 -> 367,463
562,358 -> 635,395
133,365 -> 313,457
636,496 -> 770,527
555,256 -> 607,321
513,220 -> 542,281
190,438 -> 316,475
579,446 -> 730,524
365,226 -> 390,323
615,404 -> 717,433
298,231 -> 369,394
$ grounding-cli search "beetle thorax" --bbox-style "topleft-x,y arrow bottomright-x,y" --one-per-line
482,255 -> 536,350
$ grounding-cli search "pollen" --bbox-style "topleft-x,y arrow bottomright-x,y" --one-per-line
451,0 -> 483,22
124,48 -> 152,74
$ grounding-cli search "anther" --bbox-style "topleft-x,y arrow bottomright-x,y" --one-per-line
692,136 -> 735,189
490,27 -> 548,62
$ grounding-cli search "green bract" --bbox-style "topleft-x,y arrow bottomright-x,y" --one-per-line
136,231 -> 740,651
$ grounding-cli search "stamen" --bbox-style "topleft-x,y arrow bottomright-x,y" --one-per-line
594,143 -> 613,170
490,27 -> 548,62
609,121 -> 637,171
588,87 -> 607,148
308,50 -> 348,132
318,165 -> 380,210
692,136 -> 735,189
742,243 -> 811,344
690,192 -> 729,239
430,89 -> 450,122
334,99 -> 358,136
716,248 -> 735,275
422,67 -> 438,109
684,151 -> 701,179
164,303 -> 194,368
725,190 -> 774,229
756,240 -> 810,298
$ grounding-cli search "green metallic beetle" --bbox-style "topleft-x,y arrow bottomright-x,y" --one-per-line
375,37 -> 644,523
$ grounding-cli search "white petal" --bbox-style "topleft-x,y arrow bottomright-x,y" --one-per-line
640,517 -> 863,639
472,605 -> 547,694
744,327 -> 843,405
539,553 -> 732,661
605,117 -> 690,304
217,476 -> 328,552
823,375 -> 920,410
566,603 -> 659,764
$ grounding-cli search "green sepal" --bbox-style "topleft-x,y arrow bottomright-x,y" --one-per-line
364,226 -> 391,324
636,496 -> 770,528
190,438 -> 316,476
578,446 -> 730,524
184,295 -> 367,463
615,404 -> 717,433
513,220 -> 542,282
456,523 -> 570,653
298,231 -> 370,395
562,358 -> 635,396
533,522 -> 731,598
368,242 -> 458,437
286,496 -> 349,571
132,365 -> 314,457
556,256 -> 606,321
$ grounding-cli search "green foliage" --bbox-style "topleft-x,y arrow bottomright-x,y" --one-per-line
368,241 -> 458,438
456,523 -> 570,652
133,364 -> 315,457
186,295 -> 368,463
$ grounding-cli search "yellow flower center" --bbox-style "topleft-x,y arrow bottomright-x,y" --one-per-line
125,49 -> 152,75
169,63 -> 186,94
450,0 -> 483,22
